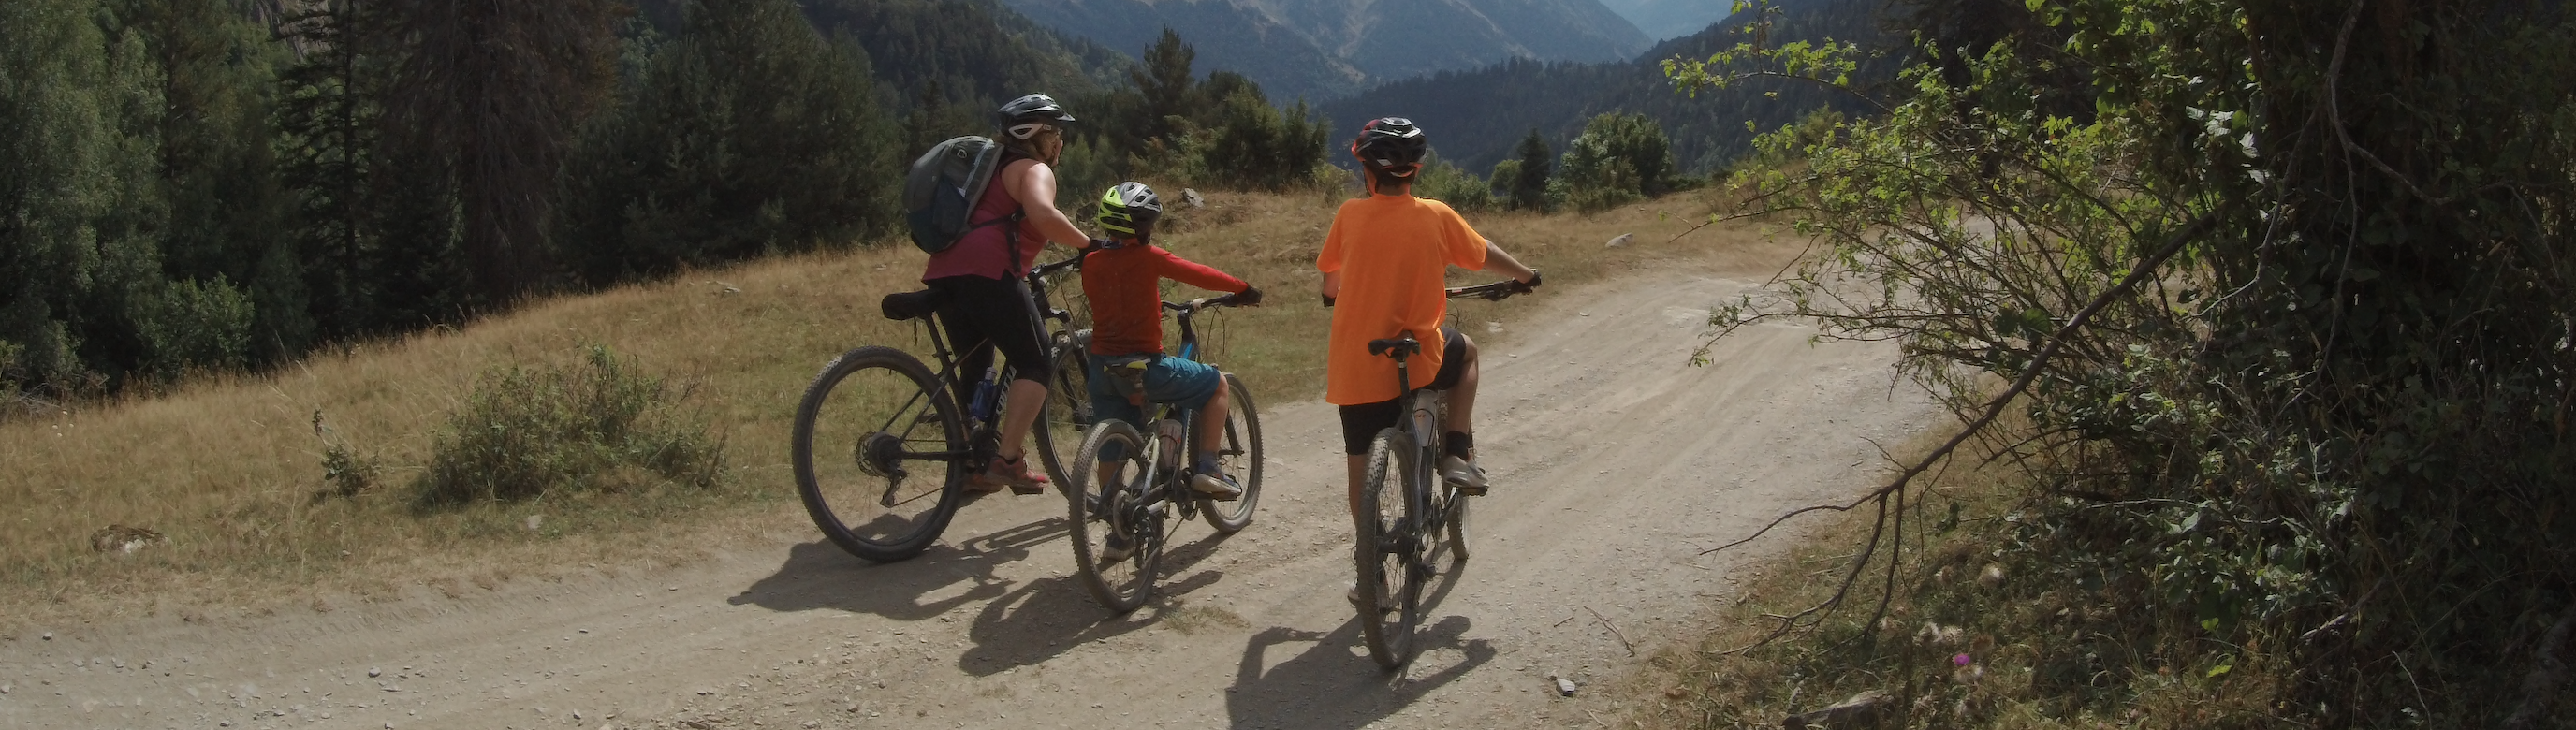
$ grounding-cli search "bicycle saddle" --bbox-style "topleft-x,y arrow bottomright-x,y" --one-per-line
1368,333 -> 1423,358
880,289 -> 947,321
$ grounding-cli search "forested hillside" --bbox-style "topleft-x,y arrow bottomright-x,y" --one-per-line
1322,0 -> 1894,175
0,0 -> 1327,398
996,0 -> 1652,101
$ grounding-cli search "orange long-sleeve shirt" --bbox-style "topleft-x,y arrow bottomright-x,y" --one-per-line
1080,243 -> 1249,356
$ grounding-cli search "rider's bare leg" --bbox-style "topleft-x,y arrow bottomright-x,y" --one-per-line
997,378 -> 1046,461
1442,332 -> 1480,453
1190,376 -> 1232,466
1345,456 -> 1368,525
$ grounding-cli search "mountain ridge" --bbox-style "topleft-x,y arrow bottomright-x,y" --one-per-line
995,0 -> 1651,100
1597,0 -> 1732,39
1320,0 -> 1894,175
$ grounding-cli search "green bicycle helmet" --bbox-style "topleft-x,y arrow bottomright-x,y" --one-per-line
1097,182 -> 1163,241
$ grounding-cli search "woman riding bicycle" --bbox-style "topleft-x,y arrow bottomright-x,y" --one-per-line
1318,118 -> 1539,584
921,93 -> 1095,493
1079,182 -> 1263,511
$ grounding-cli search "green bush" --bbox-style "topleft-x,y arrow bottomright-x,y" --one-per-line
418,346 -> 723,505
1193,86 -> 1329,191
1413,153 -> 1493,212
1551,111 -> 1676,212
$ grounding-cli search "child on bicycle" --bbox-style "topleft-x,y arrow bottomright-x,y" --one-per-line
1080,182 -> 1265,531
1318,117 -> 1540,531
921,93 -> 1094,493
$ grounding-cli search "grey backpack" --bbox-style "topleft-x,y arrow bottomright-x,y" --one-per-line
903,136 -> 1021,255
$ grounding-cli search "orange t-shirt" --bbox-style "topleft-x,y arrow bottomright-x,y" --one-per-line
1317,194 -> 1487,404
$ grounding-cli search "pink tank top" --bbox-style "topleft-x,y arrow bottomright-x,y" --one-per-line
923,154 -> 1047,281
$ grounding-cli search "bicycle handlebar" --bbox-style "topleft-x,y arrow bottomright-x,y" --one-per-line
1163,291 -> 1249,314
1028,256 -> 1082,279
1325,270 -> 1540,308
1446,270 -> 1541,301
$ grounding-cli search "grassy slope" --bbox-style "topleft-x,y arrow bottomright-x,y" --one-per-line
0,184 -> 1778,631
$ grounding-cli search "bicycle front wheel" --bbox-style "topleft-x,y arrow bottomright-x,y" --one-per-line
1069,420 -> 1162,612
1198,373 -> 1264,533
1442,483 -> 1471,564
792,346 -> 967,563
1031,329 -> 1092,488
1354,428 -> 1424,670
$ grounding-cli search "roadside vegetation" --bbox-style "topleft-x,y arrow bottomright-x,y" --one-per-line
1635,0 -> 2576,725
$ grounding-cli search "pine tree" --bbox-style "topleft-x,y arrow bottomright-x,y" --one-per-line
384,0 -> 621,302
276,0 -> 382,343
1506,130 -> 1553,212
1132,27 -> 1194,144
558,0 -> 900,283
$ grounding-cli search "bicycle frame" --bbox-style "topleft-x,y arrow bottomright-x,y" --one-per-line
1372,280 -> 1520,552
1354,276 -> 1531,667
1094,295 -> 1240,523
1372,337 -> 1454,568
881,256 -> 1088,469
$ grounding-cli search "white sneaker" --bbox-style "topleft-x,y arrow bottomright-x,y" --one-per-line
1440,455 -> 1488,495
1189,471 -> 1244,501
1098,532 -> 1134,562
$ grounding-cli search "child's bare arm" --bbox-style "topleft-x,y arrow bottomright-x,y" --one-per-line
1482,241 -> 1538,283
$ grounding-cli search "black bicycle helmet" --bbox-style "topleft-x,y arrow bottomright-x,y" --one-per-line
996,93 -> 1076,140
1350,117 -> 1428,176
1097,182 -> 1163,240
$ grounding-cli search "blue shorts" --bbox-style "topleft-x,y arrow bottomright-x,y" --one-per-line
1087,353 -> 1222,427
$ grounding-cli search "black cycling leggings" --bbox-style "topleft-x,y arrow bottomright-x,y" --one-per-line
927,274 -> 1052,409
1336,327 -> 1468,455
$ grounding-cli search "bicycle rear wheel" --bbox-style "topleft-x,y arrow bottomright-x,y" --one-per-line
792,346 -> 966,562
1068,420 -> 1163,612
1198,374 -> 1264,533
1355,428 -> 1424,670
1032,329 -> 1092,488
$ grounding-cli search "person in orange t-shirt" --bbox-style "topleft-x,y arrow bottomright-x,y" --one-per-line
1080,182 -> 1263,562
1318,118 -> 1540,548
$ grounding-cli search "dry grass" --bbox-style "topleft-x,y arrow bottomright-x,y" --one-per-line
0,183 -> 1776,631
1611,427 -> 2296,730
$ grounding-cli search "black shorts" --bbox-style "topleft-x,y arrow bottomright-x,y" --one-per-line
1337,327 -> 1468,455
926,274 -> 1053,405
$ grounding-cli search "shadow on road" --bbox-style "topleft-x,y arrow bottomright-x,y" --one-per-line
725,508 -> 1068,621
1222,549 -> 1488,729
1224,617 -> 1495,730
958,525 -> 1238,676
727,497 -> 1250,677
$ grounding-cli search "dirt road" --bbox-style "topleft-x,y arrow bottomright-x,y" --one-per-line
1,270 -> 1943,730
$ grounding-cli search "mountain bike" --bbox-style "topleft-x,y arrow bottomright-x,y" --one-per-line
1067,292 -> 1264,612
791,255 -> 1092,563
1354,277 -> 1533,669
